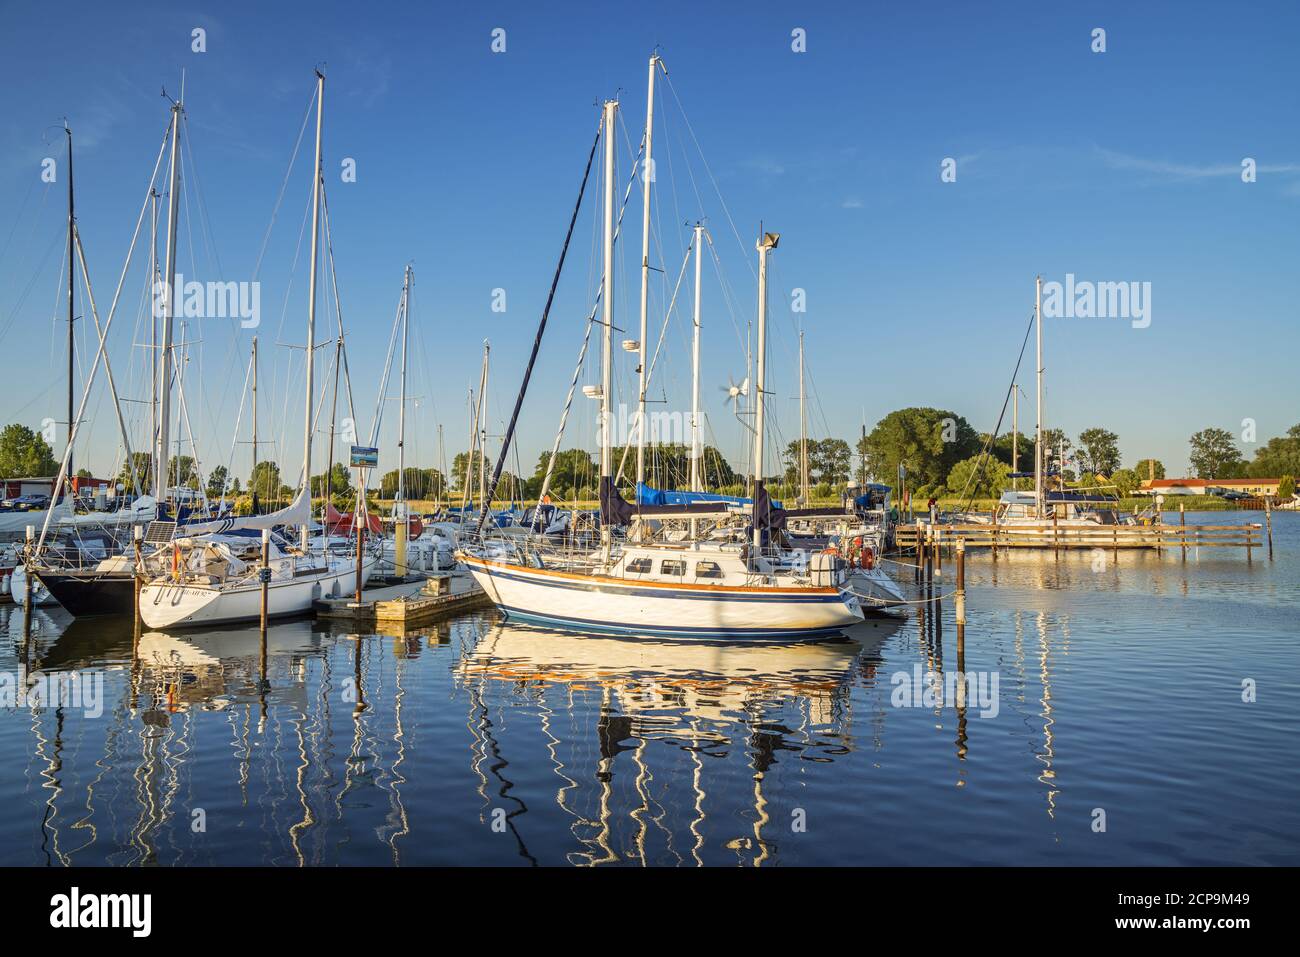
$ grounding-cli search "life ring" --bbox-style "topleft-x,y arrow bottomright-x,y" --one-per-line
823,545 -> 840,558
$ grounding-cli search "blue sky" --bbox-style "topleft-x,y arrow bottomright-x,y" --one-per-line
1,0 -> 1297,487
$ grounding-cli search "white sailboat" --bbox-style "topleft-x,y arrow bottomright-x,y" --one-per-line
139,71 -> 375,629
462,97 -> 864,640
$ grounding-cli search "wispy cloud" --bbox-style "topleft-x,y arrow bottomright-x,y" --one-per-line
1095,147 -> 1300,180
841,197 -> 863,209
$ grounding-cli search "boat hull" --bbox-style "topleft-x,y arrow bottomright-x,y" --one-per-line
462,555 -> 863,640
34,570 -> 135,617
140,556 -> 376,629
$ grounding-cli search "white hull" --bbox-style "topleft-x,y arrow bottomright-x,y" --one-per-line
848,565 -> 907,608
140,556 -> 377,629
462,555 -> 863,640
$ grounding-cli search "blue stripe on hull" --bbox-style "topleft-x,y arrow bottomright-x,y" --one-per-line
497,605 -> 847,641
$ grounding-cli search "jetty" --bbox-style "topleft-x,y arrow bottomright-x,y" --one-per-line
313,567 -> 491,628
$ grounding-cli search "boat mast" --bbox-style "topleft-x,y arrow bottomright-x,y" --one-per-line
689,223 -> 703,495
599,98 -> 618,554
64,125 -> 75,480
155,102 -> 182,504
635,54 -> 662,490
148,188 -> 159,492
689,223 -> 704,540
301,69 -> 324,551
1034,274 -> 1043,518
474,341 -> 490,511
396,266 -> 411,509
1012,382 -> 1019,492
799,330 -> 808,505
250,336 -> 259,512
753,231 -> 778,550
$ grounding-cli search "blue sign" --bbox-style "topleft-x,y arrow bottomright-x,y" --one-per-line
350,445 -> 379,468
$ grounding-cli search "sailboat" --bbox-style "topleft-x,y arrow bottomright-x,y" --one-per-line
962,276 -> 1140,540
461,97 -> 864,640
139,71 -> 376,629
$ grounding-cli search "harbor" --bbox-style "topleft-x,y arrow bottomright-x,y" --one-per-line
1,4 -> 1297,924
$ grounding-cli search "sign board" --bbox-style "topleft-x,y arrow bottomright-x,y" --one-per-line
350,445 -> 379,468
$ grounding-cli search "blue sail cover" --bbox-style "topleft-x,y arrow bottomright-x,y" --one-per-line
635,482 -> 782,509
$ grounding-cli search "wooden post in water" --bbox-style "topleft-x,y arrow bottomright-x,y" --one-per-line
955,537 -> 966,625
1180,504 -> 1186,562
934,526 -> 942,578
132,525 -> 144,625
259,528 -> 270,633
1265,498 -> 1273,560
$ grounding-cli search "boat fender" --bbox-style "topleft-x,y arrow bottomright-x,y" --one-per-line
862,547 -> 875,570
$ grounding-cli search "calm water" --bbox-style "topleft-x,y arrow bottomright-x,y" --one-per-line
2,511 -> 1296,866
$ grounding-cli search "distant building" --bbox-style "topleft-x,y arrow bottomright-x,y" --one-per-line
1,477 -> 55,499
1141,477 -> 1282,496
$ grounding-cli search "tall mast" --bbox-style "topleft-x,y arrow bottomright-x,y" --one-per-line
799,331 -> 808,504
474,341 -> 490,510
251,336 -> 259,511
689,223 -> 703,494
752,231 -> 778,550
148,188 -> 159,491
1034,274 -> 1043,518
396,266 -> 411,506
301,69 -> 324,550
635,54 -> 662,490
599,98 -> 618,552
326,333 -> 342,506
64,125 -> 75,479
1012,382 -> 1019,492
155,102 -> 182,502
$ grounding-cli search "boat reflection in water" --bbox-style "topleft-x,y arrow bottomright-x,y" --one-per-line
2,603 -> 902,866
455,616 -> 901,866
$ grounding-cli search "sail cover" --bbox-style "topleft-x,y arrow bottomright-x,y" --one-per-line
173,485 -> 310,537
635,482 -> 783,509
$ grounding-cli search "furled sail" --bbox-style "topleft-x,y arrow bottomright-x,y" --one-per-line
173,485 -> 309,538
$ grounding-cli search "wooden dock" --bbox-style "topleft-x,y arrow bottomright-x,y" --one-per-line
894,521 -> 1263,554
314,570 -> 491,628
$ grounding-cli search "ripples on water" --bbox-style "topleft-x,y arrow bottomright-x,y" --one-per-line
1,512 -> 1296,866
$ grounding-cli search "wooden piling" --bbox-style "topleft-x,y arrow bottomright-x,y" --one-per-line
132,526 -> 144,626
955,537 -> 966,625
1180,504 -> 1186,561
260,528 -> 270,632
1265,498 -> 1274,560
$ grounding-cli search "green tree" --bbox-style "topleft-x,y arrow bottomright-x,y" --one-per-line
858,408 -> 980,493
452,450 -> 492,491
1244,424 -> 1300,478
946,454 -> 1011,498
1110,468 -> 1140,497
0,424 -> 58,479
206,465 -> 230,498
314,462 -> 353,498
117,451 -> 154,494
1133,458 -> 1166,483
531,448 -> 596,500
249,460 -> 282,501
1277,474 -> 1296,501
1189,428 -> 1242,478
1077,428 -> 1121,475
811,438 -> 852,485
166,455 -> 200,490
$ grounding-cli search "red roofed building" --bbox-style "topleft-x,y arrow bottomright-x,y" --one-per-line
1142,477 -> 1281,496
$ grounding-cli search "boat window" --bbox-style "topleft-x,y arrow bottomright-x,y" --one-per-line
660,560 -> 686,576
695,561 -> 723,579
626,557 -> 652,574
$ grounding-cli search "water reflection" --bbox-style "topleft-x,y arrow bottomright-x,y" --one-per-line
1,603 -> 902,866
456,620 -> 898,865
